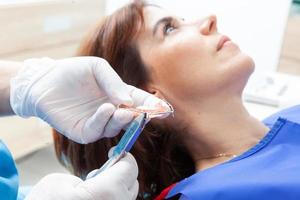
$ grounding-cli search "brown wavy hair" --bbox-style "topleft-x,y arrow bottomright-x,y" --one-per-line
53,0 -> 194,199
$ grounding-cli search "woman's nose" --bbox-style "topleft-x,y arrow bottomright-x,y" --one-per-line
198,15 -> 217,35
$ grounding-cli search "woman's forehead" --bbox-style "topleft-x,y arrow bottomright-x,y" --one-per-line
143,6 -> 173,30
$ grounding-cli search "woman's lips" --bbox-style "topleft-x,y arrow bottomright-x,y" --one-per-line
217,35 -> 231,51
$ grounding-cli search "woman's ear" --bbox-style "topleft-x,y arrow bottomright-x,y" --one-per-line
143,85 -> 166,100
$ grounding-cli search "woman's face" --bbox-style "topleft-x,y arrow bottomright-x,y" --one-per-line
136,6 -> 254,106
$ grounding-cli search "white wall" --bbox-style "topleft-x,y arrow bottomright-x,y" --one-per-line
0,0 -> 57,5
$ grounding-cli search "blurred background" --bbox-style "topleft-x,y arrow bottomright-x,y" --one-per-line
0,0 -> 106,185
0,0 -> 300,187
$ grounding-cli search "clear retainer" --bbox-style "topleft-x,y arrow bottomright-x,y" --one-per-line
118,100 -> 174,119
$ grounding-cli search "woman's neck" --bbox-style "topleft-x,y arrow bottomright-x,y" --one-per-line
177,96 -> 269,172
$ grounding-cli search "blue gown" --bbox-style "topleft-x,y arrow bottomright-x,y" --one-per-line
166,105 -> 300,200
0,140 -> 19,200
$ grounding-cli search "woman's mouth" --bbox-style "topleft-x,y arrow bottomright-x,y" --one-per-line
217,35 -> 231,51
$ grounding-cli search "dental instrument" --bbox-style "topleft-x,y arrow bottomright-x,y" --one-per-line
86,102 -> 174,180
86,113 -> 147,179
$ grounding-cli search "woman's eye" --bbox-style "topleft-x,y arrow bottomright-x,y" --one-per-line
164,23 -> 177,35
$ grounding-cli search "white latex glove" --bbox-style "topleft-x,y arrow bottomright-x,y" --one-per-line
25,153 -> 138,200
10,57 -> 170,144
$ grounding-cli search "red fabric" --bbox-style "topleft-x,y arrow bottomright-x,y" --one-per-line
154,183 -> 177,200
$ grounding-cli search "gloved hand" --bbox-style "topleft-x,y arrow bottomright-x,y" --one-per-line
25,153 -> 138,200
10,57 -> 170,144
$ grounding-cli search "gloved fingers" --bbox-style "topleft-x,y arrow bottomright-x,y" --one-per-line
127,85 -> 171,118
25,173 -> 83,200
91,57 -> 133,106
84,153 -> 138,193
126,85 -> 151,107
103,108 -> 135,138
82,103 -> 116,143
108,146 -> 116,158
36,173 -> 82,187
106,152 -> 138,189
128,180 -> 139,200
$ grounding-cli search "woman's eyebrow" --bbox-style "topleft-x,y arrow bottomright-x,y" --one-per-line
153,16 -> 173,36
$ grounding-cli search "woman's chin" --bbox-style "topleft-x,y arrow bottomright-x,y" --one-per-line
242,54 -> 255,75
220,53 -> 255,94
231,53 -> 255,75
236,54 -> 255,91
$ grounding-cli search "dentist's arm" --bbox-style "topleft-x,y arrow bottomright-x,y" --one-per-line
0,61 -> 22,116
8,57 -> 169,144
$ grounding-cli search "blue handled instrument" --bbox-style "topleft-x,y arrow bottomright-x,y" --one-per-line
86,113 -> 147,179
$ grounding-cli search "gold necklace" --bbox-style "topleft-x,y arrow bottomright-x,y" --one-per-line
197,153 -> 238,160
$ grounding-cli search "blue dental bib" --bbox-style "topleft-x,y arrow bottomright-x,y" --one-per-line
167,105 -> 300,200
